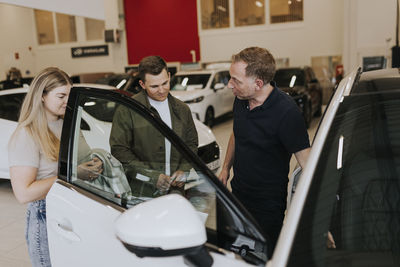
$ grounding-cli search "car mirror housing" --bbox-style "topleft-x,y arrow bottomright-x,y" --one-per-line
213,83 -> 225,90
114,194 -> 208,258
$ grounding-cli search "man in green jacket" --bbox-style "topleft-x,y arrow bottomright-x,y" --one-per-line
109,56 -> 198,197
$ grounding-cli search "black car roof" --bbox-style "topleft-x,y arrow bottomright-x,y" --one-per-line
351,68 -> 400,95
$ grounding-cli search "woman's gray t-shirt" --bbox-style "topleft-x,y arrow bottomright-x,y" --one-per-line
8,119 -> 63,180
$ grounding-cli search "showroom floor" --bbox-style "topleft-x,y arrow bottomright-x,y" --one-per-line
0,112 -> 322,266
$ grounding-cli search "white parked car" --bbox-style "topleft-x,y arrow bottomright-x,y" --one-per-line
170,65 -> 234,126
0,85 -> 220,179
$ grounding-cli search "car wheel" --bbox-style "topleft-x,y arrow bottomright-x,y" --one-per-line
304,103 -> 312,129
204,107 -> 214,127
239,245 -> 250,257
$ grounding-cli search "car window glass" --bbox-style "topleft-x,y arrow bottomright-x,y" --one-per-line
0,93 -> 25,121
70,95 -> 217,231
170,74 -> 211,91
82,98 -> 116,122
211,71 -> 230,88
274,69 -> 305,87
287,93 -> 400,267
68,93 -> 268,264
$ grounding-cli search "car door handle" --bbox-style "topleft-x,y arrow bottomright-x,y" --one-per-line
50,219 -> 81,242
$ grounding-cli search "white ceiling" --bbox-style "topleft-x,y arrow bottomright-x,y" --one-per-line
0,0 -> 105,19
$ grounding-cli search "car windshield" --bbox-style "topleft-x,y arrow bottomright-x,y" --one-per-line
274,69 -> 305,88
287,91 -> 400,267
170,74 -> 211,91
96,74 -> 130,89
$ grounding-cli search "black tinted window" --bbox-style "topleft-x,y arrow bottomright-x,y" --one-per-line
82,98 -> 116,122
288,92 -> 400,267
0,93 -> 25,121
274,69 -> 305,87
170,74 -> 211,90
96,74 -> 130,88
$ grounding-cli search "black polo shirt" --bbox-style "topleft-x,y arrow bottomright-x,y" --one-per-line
231,84 -> 310,205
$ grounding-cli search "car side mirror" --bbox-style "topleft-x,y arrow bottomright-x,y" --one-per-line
115,194 -> 213,266
213,83 -> 225,91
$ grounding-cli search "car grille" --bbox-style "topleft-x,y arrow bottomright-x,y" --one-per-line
198,141 -> 220,164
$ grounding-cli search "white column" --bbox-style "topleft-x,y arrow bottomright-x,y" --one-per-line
104,0 -> 128,72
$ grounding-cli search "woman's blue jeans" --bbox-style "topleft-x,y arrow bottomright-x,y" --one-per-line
26,199 -> 52,267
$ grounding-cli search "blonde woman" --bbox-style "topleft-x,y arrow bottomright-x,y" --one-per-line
8,67 -> 101,267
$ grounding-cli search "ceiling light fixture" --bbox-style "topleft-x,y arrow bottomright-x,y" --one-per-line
255,1 -> 263,8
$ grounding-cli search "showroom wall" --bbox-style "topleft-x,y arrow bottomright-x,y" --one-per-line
124,0 -> 200,64
343,0 -> 398,72
0,1 -> 127,81
1,0 -> 399,81
197,0 -> 344,68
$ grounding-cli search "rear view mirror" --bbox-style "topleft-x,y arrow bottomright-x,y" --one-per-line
114,194 -> 213,265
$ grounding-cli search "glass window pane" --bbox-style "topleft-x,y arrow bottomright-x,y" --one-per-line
234,0 -> 265,27
85,18 -> 105,41
287,93 -> 400,266
270,0 -> 303,24
170,74 -> 211,90
70,95 -> 217,229
0,93 -> 25,122
34,9 -> 55,45
56,13 -> 77,43
200,0 -> 230,29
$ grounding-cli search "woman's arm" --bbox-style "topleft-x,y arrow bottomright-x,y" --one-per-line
10,166 -> 56,204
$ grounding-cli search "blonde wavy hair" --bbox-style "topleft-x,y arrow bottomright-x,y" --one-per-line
10,67 -> 72,161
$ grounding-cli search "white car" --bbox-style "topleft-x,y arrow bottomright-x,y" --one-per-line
10,68 -> 397,266
170,66 -> 234,126
0,85 -> 220,179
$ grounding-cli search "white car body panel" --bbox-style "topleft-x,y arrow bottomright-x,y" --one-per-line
0,118 -> 17,179
47,182 -> 254,266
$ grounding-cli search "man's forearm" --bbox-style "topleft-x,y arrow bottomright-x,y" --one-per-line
294,147 -> 311,169
222,132 -> 235,172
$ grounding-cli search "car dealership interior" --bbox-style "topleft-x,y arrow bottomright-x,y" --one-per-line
1,0 -> 399,266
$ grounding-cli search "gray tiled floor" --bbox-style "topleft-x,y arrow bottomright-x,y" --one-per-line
0,111 -> 322,266
0,180 -> 31,267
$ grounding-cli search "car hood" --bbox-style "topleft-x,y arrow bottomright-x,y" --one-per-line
170,90 -> 204,102
193,119 -> 216,147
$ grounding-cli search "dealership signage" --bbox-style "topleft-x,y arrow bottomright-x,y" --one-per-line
71,45 -> 109,58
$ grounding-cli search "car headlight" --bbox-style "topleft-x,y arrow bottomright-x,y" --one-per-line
184,96 -> 204,104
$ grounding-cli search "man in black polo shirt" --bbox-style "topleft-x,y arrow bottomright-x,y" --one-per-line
219,47 -> 310,257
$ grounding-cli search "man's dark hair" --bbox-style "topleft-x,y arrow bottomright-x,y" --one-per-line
138,56 -> 168,82
232,47 -> 276,85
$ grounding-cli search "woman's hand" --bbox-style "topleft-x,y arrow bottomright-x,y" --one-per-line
78,157 -> 103,181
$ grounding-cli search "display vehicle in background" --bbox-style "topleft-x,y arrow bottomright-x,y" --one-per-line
170,64 -> 235,127
274,66 -> 323,127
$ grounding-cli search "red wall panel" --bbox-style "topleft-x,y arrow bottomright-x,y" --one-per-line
124,0 -> 200,64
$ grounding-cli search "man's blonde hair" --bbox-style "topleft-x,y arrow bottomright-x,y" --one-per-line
10,67 -> 72,161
